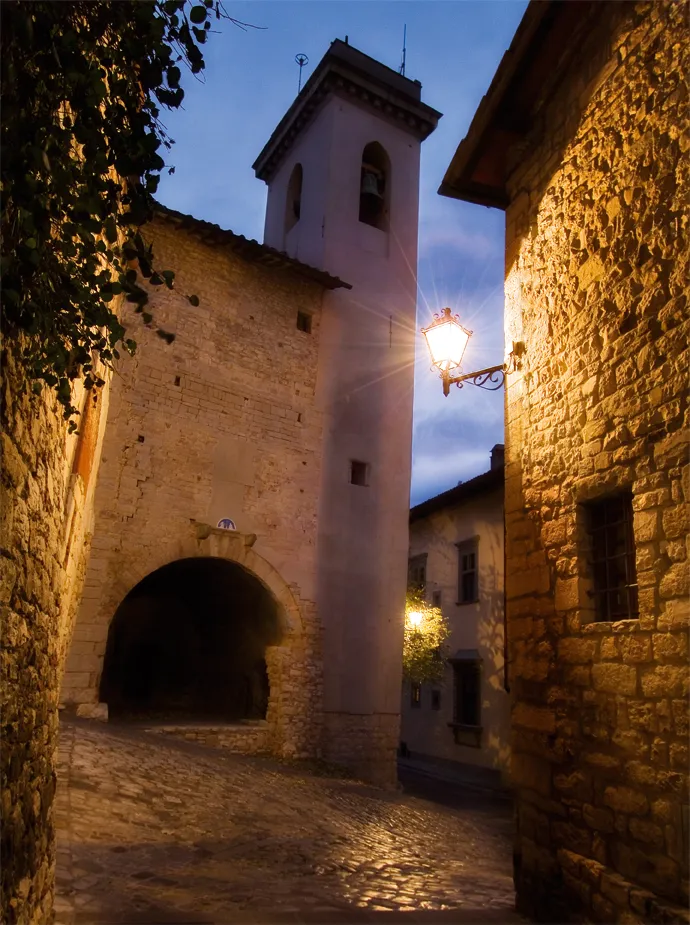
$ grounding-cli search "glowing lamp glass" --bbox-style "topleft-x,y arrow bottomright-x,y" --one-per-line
422,308 -> 472,373
407,610 -> 423,628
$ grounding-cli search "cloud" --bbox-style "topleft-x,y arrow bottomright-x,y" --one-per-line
411,445 -> 496,506
418,221 -> 496,263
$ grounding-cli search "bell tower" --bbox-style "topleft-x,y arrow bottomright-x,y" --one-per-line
254,39 -> 441,785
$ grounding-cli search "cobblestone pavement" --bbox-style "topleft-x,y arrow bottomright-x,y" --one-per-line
55,719 -> 520,924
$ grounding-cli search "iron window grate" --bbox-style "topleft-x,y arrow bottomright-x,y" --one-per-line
587,493 -> 638,622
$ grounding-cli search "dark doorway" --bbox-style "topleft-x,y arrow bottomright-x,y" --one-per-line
100,558 -> 280,722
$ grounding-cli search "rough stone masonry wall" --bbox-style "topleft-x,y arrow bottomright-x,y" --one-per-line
503,3 -> 689,922
62,216 -> 327,760
1,338 -> 111,924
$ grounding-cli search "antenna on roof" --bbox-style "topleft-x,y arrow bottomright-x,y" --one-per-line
398,24 -> 407,76
295,53 -> 309,93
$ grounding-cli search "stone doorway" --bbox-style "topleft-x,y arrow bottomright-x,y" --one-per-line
99,557 -> 280,723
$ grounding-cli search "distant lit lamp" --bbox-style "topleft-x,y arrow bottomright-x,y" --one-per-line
407,610 -> 423,628
421,307 -> 521,397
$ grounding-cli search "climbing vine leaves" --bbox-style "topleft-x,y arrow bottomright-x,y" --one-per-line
402,589 -> 450,683
1,1 -> 252,422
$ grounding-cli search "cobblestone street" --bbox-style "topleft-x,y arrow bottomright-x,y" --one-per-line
55,719 -> 518,924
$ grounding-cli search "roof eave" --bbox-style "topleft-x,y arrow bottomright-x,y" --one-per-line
437,180 -> 509,210
151,203 -> 351,291
438,0 -> 555,210
409,467 -> 504,523
254,40 -> 442,184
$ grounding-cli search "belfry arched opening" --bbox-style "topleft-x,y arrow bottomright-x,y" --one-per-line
100,557 -> 281,722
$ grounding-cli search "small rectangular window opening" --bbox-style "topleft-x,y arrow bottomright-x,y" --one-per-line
457,539 -> 478,604
296,311 -> 312,334
411,682 -> 421,708
349,460 -> 368,486
586,492 -> 638,622
431,689 -> 441,711
432,590 -> 442,609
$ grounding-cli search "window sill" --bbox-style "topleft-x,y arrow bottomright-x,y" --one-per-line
582,618 -> 640,634
455,600 -> 479,606
448,723 -> 482,749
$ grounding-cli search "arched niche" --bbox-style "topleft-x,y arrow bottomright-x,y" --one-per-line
359,142 -> 390,231
285,162 -> 303,235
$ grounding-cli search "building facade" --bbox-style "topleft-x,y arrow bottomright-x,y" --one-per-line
401,448 -> 510,780
62,40 -> 440,788
440,1 -> 689,921
60,207 -> 342,761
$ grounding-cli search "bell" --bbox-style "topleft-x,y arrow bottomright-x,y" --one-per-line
361,170 -> 383,198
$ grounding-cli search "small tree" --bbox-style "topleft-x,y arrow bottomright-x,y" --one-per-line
402,587 -> 450,683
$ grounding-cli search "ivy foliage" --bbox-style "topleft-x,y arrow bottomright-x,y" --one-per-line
1,1 -> 257,422
402,588 -> 451,683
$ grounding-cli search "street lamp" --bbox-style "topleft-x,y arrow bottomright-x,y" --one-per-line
421,307 -> 519,397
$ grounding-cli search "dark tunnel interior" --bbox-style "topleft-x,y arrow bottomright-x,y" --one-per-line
100,557 -> 281,722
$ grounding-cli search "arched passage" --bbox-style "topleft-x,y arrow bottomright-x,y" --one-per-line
100,557 -> 281,722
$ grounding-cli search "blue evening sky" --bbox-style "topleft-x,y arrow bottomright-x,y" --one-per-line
156,0 -> 528,506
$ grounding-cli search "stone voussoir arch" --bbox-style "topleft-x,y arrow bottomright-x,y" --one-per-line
63,520 -> 307,714
108,520 -> 304,640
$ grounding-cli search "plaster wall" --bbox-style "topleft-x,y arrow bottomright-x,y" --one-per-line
264,93 -> 423,785
62,217 -> 327,759
401,485 -> 510,774
502,3 -> 689,921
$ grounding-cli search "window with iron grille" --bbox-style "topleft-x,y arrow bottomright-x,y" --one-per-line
586,493 -> 638,622
408,554 -> 427,591
452,660 -> 481,727
432,589 -> 442,609
456,539 -> 478,604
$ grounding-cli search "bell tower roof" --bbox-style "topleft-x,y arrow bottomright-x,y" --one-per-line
253,38 -> 442,183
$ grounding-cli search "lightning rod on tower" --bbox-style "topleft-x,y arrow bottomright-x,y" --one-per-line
295,53 -> 309,93
399,24 -> 407,77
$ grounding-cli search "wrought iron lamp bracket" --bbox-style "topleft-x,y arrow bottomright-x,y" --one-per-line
441,344 -> 523,398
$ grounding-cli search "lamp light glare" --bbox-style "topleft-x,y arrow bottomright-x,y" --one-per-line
408,610 -> 423,628
422,307 -> 472,373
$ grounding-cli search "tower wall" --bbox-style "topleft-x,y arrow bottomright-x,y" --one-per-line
262,83 -> 431,785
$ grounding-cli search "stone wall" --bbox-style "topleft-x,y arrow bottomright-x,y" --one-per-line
503,3 -> 689,921
61,214 -> 328,761
1,338 -> 111,923
320,713 -> 400,789
145,721 -> 270,754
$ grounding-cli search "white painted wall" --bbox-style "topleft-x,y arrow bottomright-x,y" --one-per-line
263,89 -> 425,759
401,483 -> 511,775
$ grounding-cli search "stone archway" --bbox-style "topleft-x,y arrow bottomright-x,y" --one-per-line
100,556 -> 279,723
62,523 -> 318,758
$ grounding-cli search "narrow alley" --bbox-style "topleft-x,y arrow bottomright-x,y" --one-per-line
55,719 -> 518,924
